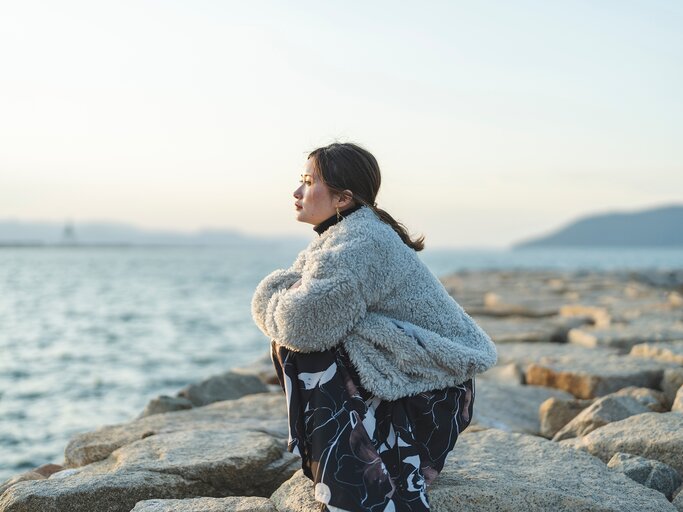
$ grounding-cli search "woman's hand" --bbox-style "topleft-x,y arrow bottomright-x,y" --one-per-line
289,279 -> 302,290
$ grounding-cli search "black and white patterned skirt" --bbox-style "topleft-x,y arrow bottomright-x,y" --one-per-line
271,340 -> 475,512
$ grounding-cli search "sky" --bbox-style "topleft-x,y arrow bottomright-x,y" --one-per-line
1,0 -> 681,248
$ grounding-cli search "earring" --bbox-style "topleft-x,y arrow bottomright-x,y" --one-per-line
336,206 -> 342,222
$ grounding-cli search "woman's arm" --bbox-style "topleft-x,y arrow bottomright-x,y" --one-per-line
251,268 -> 302,338
261,237 -> 380,353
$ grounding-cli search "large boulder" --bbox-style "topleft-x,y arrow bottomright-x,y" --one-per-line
630,340 -> 683,365
470,381 -> 573,435
552,395 -> 653,441
270,430 -> 676,511
560,412 -> 683,474
64,392 -> 287,467
176,371 -> 268,407
525,353 -> 675,398
0,429 -> 299,512
569,323 -> 683,351
131,497 -> 278,511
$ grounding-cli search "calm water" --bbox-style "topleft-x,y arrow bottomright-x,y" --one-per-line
1,243 -> 682,481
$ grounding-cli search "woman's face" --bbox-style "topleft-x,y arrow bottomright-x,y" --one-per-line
293,158 -> 346,225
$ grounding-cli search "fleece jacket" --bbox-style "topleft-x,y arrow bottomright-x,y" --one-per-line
251,205 -> 498,400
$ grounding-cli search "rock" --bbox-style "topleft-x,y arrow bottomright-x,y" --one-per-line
525,353 -> 675,398
477,362 -> 524,385
473,316 -> 588,344
64,392 -> 287,468
137,395 -> 195,419
269,470 -> 319,512
270,430 -> 676,511
662,368 -> 683,407
0,471 -> 217,512
559,304 -> 611,328
552,395 -> 652,441
469,381 -> 573,435
630,340 -> 683,364
0,429 -> 299,512
177,371 -> 268,406
673,386 -> 683,412
495,342 -> 617,368
674,487 -> 683,512
232,353 -> 279,386
561,412 -> 683,474
0,464 -> 64,496
607,452 -> 682,500
568,323 -> 683,351
131,496 -> 278,511
610,386 -> 668,412
538,397 -> 594,439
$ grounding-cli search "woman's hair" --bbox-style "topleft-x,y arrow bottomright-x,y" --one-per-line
307,142 -> 425,251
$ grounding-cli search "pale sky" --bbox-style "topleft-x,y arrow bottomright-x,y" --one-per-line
1,0 -> 681,248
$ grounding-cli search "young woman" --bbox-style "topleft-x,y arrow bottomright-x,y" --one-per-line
251,142 -> 497,512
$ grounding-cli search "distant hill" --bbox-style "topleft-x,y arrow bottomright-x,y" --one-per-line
0,219 -> 308,247
512,204 -> 683,249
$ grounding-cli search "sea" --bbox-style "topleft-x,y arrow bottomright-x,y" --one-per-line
1,243 -> 682,482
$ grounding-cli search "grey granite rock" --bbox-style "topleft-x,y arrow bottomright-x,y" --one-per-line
552,395 -> 652,441
538,396 -> 594,439
630,340 -> 683,365
270,430 -> 676,511
607,452 -> 682,500
673,386 -> 683,412
469,381 -> 573,435
663,368 -> 683,408
131,496 -> 278,511
569,323 -> 683,351
561,412 -> 683,474
64,392 -> 287,467
137,395 -> 195,419
525,353 -> 676,398
177,371 -> 268,407
477,362 -> 525,385
0,429 -> 299,512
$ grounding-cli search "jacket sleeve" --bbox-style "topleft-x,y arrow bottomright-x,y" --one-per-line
251,267 -> 302,339
261,237 -> 380,352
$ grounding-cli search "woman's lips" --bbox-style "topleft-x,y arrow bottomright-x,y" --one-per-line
295,203 -> 302,209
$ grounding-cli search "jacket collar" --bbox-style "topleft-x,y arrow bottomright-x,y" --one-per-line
313,202 -> 366,236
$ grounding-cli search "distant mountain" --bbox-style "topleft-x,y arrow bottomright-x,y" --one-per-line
0,219 -> 308,247
512,204 -> 683,249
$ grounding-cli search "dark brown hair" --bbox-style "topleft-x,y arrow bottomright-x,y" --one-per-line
307,142 -> 425,251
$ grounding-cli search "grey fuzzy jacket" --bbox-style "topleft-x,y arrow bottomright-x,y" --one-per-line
251,206 -> 497,400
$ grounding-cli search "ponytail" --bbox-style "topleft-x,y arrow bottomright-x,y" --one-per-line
354,198 -> 425,252
308,141 -> 426,252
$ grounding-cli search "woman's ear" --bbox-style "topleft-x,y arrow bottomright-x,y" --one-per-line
337,190 -> 354,208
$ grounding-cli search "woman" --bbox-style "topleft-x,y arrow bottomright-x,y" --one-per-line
251,142 -> 497,512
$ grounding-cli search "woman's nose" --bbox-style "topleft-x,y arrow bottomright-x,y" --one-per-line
293,185 -> 303,198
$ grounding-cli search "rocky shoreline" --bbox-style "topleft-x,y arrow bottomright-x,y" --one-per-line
2,269 -> 683,511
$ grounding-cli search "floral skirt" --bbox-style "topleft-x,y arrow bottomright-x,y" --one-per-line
271,340 -> 475,512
